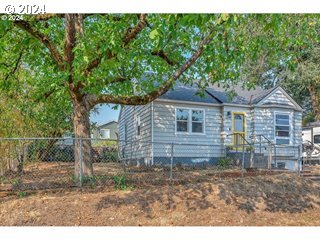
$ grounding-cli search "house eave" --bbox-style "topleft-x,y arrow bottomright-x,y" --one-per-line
155,98 -> 250,108
154,98 -> 302,111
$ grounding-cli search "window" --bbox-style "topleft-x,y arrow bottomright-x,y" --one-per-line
275,113 -> 290,145
192,110 -> 204,133
100,129 -> 110,139
314,135 -> 320,144
137,116 -> 141,136
176,109 -> 189,132
176,108 -> 204,134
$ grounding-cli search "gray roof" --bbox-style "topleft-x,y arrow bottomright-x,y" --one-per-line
159,85 -> 221,104
206,84 -> 278,104
159,83 -> 279,105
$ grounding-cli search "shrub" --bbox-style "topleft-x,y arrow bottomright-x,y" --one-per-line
217,157 -> 232,169
112,175 -> 128,190
103,151 -> 119,162
18,191 -> 27,198
11,177 -> 21,186
82,176 -> 97,188
0,176 -> 6,184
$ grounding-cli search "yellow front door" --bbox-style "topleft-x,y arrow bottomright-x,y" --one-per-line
232,112 -> 246,147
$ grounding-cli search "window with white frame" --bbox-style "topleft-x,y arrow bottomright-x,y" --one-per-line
275,113 -> 290,144
100,129 -> 110,139
192,110 -> 204,133
176,108 -> 204,134
176,109 -> 189,132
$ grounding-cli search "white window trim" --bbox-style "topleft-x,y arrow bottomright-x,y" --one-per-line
274,111 -> 292,145
100,128 -> 111,139
175,107 -> 206,135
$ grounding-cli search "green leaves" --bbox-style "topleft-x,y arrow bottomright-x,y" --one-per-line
0,14 -> 319,130
149,29 -> 159,39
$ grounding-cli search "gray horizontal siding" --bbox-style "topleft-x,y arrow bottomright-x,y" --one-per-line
260,89 -> 294,106
153,101 -> 222,157
118,104 -> 152,163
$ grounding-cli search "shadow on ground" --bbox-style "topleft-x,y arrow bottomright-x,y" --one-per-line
96,183 -> 217,218
218,174 -> 320,213
96,174 -> 320,217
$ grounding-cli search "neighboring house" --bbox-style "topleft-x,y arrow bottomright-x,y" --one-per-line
118,84 -> 302,170
92,121 -> 118,140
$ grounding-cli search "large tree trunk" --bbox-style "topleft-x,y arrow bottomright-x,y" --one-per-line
309,85 -> 320,121
73,99 -> 93,177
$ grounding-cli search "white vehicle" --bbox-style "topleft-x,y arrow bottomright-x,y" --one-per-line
302,123 -> 320,159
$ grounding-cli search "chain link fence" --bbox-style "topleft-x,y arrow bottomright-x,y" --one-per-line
0,138 -> 302,191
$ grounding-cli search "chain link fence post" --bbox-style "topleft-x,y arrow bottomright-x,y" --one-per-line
170,142 -> 174,181
241,144 -> 245,177
268,143 -> 272,170
130,141 -> 133,165
79,138 -> 83,187
298,145 -> 302,176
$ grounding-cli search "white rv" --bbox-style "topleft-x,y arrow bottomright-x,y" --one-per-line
302,123 -> 320,159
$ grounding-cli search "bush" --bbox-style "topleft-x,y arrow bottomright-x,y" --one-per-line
11,177 -> 21,186
18,191 -> 27,198
217,157 -> 232,169
103,151 -> 119,162
112,175 -> 128,190
92,146 -> 119,163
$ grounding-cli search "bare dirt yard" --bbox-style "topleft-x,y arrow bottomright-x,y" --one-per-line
1,173 -> 320,226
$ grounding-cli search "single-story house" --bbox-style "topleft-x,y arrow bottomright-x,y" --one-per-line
92,121 -> 118,140
118,84 -> 302,171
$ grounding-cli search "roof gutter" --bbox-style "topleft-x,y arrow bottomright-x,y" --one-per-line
154,98 -> 302,111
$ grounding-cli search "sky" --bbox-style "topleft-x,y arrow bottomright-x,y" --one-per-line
89,104 -> 120,126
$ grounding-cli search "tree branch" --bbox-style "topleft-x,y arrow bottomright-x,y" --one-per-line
4,49 -> 24,82
84,49 -> 115,77
13,20 -> 65,70
35,83 -> 66,102
64,14 -> 77,68
89,17 -> 227,107
123,14 -> 148,46
83,14 -> 147,77
151,50 -> 177,66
